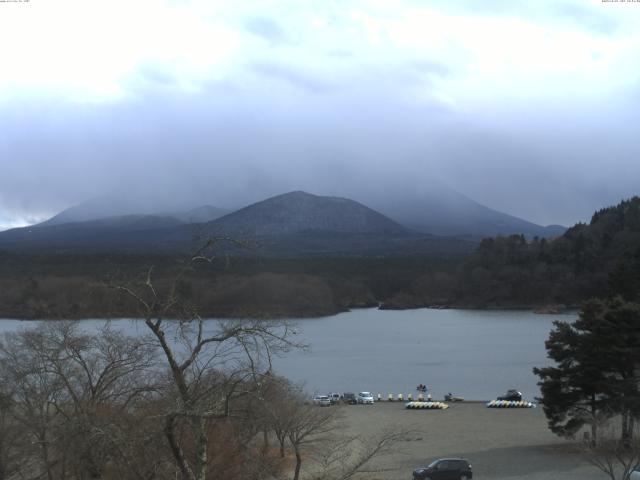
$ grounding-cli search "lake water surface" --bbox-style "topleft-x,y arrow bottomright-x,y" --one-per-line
272,308 -> 577,401
0,308 -> 576,401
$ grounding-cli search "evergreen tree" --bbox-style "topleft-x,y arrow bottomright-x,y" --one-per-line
534,297 -> 640,444
583,298 -> 640,444
608,247 -> 640,302
533,314 -> 609,443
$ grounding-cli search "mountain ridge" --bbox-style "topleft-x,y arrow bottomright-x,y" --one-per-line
0,189 -> 564,256
30,184 -> 566,239
364,186 -> 566,238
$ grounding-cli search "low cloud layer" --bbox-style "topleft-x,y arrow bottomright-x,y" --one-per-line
1,0 -> 639,229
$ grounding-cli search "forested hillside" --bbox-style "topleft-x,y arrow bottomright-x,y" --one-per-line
2,198 -> 637,319
386,197 -> 640,309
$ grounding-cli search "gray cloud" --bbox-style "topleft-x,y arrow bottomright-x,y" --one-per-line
245,16 -> 290,44
409,60 -> 452,78
1,75 -> 638,229
552,3 -> 619,35
0,1 -> 638,230
251,62 -> 335,93
136,62 -> 178,86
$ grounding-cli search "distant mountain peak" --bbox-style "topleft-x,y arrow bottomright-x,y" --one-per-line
38,195 -> 231,228
207,191 -> 410,237
363,185 -> 567,239
261,190 -> 345,201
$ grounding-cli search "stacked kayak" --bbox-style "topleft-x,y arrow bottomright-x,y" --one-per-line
486,400 -> 535,408
405,401 -> 449,410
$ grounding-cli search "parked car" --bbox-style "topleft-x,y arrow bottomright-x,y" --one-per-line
357,391 -> 374,404
312,395 -> 331,407
630,466 -> 640,480
413,458 -> 472,480
497,389 -> 522,401
342,392 -> 357,405
444,393 -> 464,402
328,393 -> 341,405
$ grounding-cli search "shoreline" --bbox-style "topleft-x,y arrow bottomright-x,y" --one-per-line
0,304 -> 580,322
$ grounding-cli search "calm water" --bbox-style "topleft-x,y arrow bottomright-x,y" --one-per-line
272,308 -> 577,401
0,308 -> 576,401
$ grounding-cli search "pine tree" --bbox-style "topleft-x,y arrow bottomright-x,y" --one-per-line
534,298 -> 640,445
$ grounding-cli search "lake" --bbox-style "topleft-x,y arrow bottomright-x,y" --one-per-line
272,308 -> 577,401
0,307 -> 576,401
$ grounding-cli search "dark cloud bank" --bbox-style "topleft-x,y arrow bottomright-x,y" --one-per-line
1,4 -> 639,231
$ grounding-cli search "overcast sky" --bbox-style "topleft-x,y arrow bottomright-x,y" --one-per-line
1,0 -> 639,230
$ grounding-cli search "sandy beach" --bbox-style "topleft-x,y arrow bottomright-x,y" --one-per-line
334,401 -> 603,480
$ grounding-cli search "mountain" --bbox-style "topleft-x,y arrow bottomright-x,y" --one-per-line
0,214 -> 186,254
172,205 -> 230,224
0,188 -> 564,257
196,191 -> 474,257
39,193 -> 231,228
34,183 -> 565,239
0,191 -> 474,257
206,191 -> 410,236
39,193 -> 177,227
363,185 -> 566,238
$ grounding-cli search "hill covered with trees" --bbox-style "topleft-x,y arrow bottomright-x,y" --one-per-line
385,197 -> 640,309
1,197 -> 637,319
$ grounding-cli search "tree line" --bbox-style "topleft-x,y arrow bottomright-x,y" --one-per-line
381,196 -> 640,309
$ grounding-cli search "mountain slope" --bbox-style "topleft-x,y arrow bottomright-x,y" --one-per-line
38,192 -> 231,227
0,215 -> 186,253
364,185 -> 566,238
206,191 -> 411,236
0,189 -> 560,257
0,191 -> 474,256
172,205 -> 230,223
34,184 -> 565,239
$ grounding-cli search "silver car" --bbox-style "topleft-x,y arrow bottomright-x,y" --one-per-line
313,395 -> 331,407
357,391 -> 374,404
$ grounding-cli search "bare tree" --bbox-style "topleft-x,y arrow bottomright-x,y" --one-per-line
0,321 -> 161,480
285,399 -> 341,480
258,379 -> 413,480
115,239 -> 302,480
0,384 -> 24,480
583,418 -> 640,480
0,327 -> 66,480
256,375 -> 302,458
310,428 -> 414,480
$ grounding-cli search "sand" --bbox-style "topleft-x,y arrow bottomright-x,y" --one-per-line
332,401 -> 604,480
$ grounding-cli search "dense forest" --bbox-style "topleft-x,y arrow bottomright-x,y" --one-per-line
0,253 -> 458,319
0,197 -> 638,319
385,196 -> 640,309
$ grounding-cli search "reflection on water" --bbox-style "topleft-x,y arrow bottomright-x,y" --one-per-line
0,307 -> 576,401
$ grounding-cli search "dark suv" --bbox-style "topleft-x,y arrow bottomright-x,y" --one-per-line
497,389 -> 522,401
413,458 -> 472,480
342,392 -> 357,405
